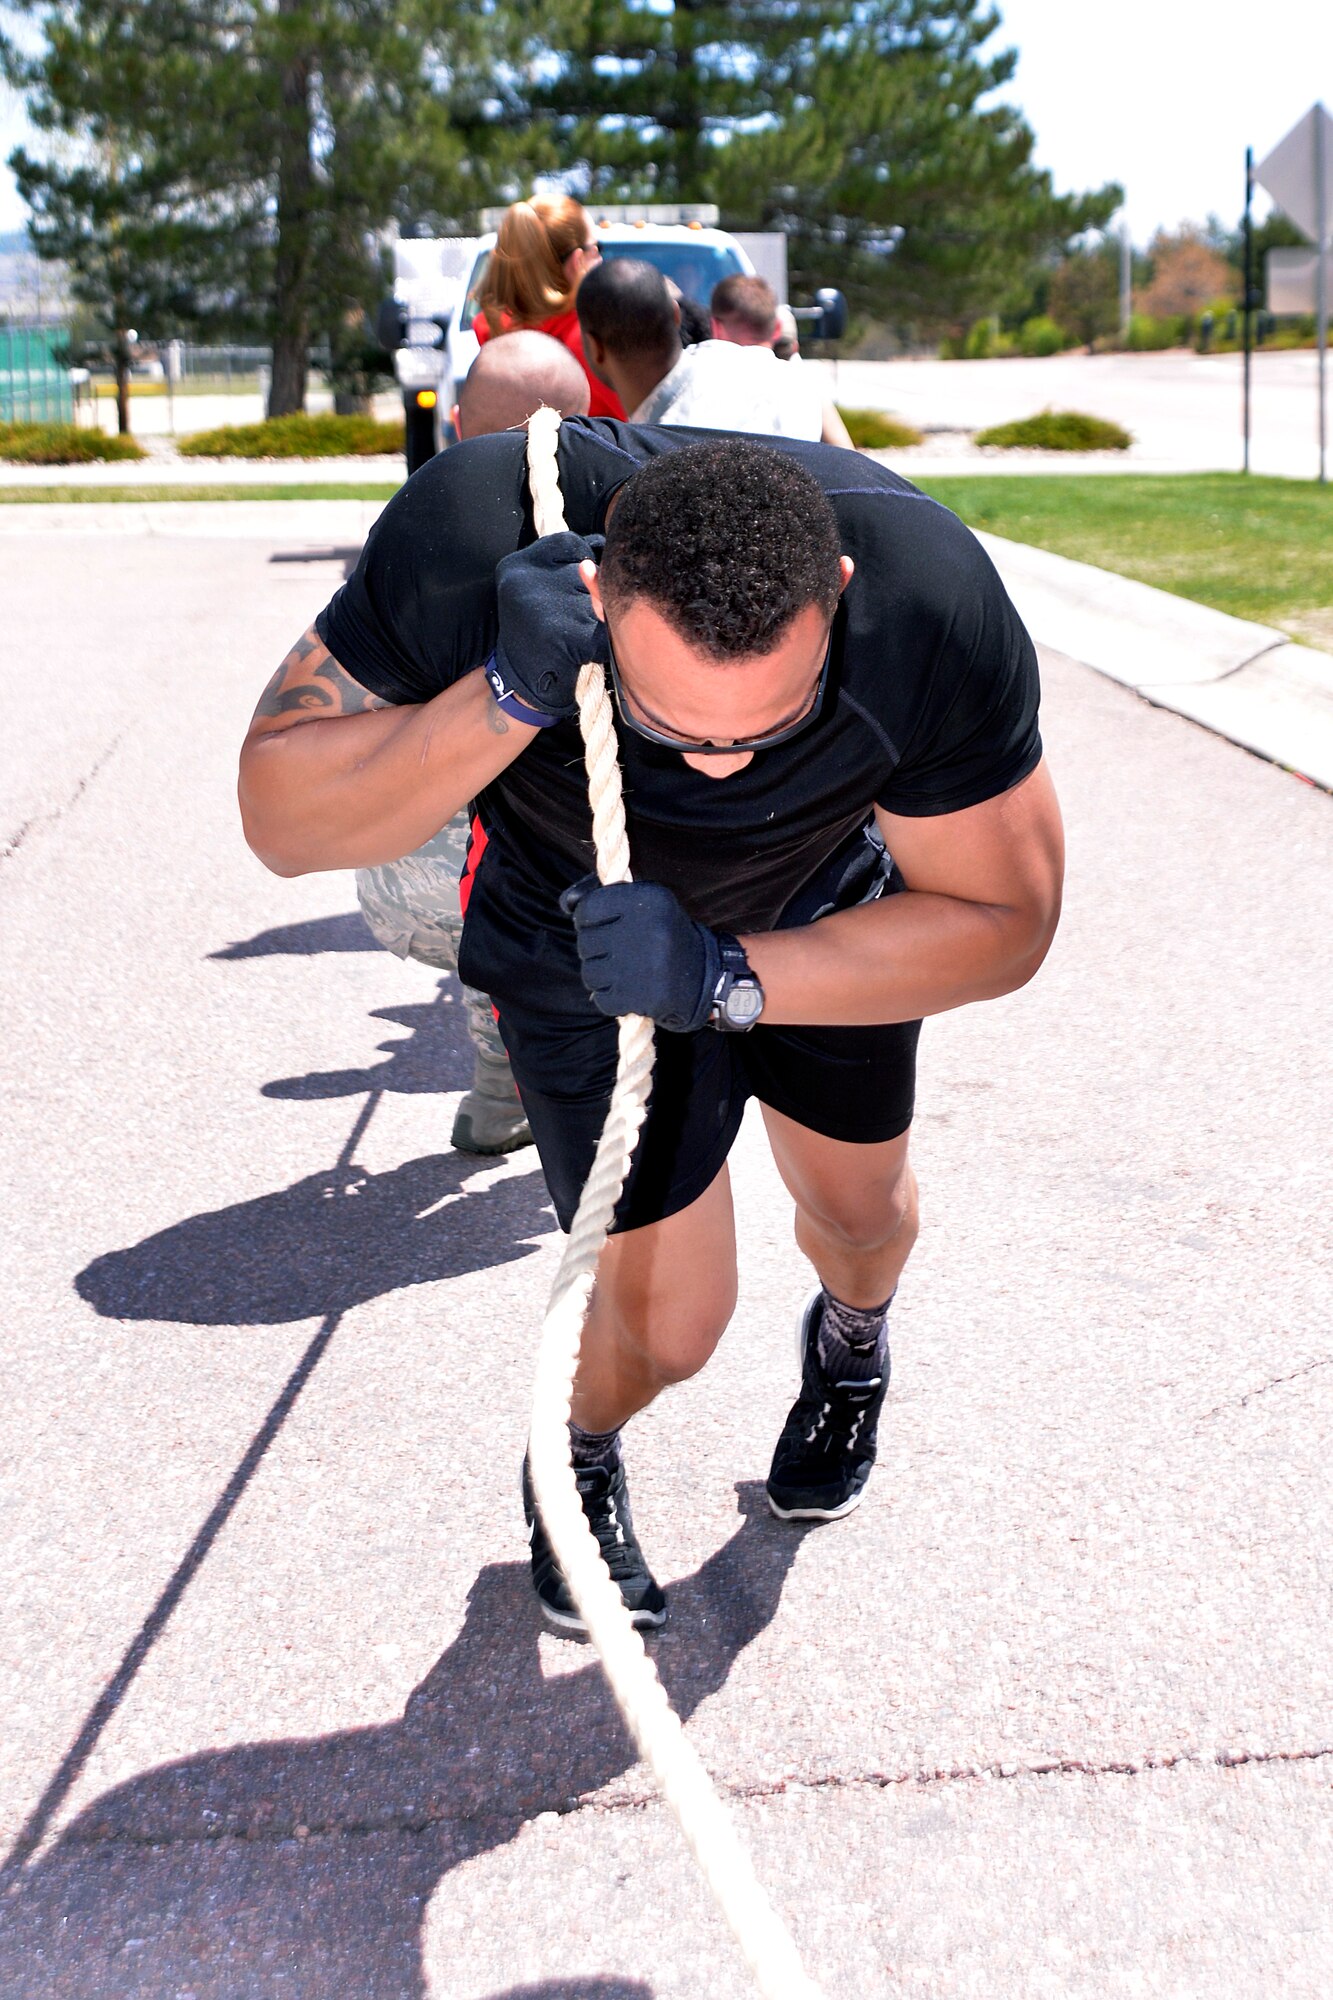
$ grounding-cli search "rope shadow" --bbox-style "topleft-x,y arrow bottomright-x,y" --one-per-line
482,1986 -> 651,1998
482,1987 -> 651,1999
1,1487 -> 809,2000
268,546 -> 363,579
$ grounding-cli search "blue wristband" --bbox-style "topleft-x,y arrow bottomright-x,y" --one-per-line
484,654 -> 562,729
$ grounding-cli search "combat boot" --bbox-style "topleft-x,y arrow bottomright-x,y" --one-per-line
451,985 -> 533,1155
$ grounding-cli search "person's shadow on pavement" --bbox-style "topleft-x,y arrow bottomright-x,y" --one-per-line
210,911 -> 381,961
75,1151 -> 553,1326
75,970 -> 547,1326
262,982 -> 474,1103
1,1487 -> 807,2000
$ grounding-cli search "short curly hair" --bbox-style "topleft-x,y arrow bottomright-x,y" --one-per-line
600,441 -> 843,660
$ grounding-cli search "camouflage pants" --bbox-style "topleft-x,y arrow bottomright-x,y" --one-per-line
355,815 -> 507,1064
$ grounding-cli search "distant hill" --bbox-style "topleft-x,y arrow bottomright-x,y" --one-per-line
0,231 -> 70,319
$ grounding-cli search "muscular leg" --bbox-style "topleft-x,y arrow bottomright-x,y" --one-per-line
759,1105 -> 918,1306
570,1165 -> 739,1435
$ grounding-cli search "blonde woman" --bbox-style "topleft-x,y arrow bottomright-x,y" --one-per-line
474,195 -> 625,420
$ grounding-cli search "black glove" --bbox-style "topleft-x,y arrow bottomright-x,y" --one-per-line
493,532 -> 607,722
559,876 -> 722,1032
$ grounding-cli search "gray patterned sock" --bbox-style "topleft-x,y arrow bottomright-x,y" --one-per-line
817,1289 -> 892,1385
569,1420 -> 623,1474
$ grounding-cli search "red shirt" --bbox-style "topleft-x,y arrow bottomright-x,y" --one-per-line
474,306 -> 625,422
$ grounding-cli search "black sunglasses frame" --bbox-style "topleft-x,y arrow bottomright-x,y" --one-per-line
604,631 -> 833,757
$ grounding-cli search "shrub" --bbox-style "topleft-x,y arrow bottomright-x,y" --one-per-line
1017,315 -> 1068,357
975,409 -> 1133,452
965,317 -> 995,359
0,422 -> 146,464
837,407 -> 923,449
180,411 -> 405,458
962,318 -> 1016,360
1125,313 -> 1185,351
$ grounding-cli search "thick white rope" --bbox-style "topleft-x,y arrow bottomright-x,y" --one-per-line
524,406 -> 824,2000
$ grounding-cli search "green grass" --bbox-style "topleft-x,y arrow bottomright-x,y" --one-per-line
974,409 -> 1132,452
837,407 -> 922,449
916,473 -> 1333,639
179,411 -> 404,458
0,422 -> 146,464
0,482 -> 401,504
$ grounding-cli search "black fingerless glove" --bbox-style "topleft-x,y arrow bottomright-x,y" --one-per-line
559,876 -> 723,1033
492,532 -> 607,722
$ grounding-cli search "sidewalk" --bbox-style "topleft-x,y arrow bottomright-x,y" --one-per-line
982,533 -> 1333,793
0,451 -> 404,489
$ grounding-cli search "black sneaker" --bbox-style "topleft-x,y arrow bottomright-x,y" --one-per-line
522,1451 -> 667,1635
766,1289 -> 890,1521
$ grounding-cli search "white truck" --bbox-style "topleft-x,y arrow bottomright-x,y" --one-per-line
377,204 -> 845,474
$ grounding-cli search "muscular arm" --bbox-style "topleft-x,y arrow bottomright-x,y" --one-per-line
741,759 -> 1064,1026
238,627 -> 538,877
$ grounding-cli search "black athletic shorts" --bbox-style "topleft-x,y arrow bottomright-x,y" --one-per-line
457,821 -> 922,1235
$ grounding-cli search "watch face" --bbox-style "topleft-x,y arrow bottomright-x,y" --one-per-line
724,978 -> 764,1026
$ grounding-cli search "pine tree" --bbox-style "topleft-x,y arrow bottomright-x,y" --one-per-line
730,1 -> 1121,329
531,2 -> 854,202
3,0 -> 552,422
541,1 -> 1120,331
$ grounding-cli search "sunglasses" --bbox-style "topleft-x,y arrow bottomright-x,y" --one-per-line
605,631 -> 832,756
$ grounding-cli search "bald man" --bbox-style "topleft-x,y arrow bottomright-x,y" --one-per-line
354,332 -> 590,1154
451,329 -> 590,442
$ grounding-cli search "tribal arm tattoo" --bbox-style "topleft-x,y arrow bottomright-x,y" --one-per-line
251,627 -> 391,725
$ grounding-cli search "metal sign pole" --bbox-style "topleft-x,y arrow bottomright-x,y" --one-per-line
1120,219 -> 1132,338
1243,148 -> 1254,475
1317,105 -> 1328,485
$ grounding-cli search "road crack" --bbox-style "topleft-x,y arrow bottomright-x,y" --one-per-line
2,736 -> 122,865
35,1739 -> 1333,1858
1199,1356 -> 1333,1425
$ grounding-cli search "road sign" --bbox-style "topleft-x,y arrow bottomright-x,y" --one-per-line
1257,104 -> 1331,481
1256,103 -> 1333,245
1267,247 -> 1333,313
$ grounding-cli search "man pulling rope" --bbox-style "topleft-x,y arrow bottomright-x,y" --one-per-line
238,408 -> 1064,1985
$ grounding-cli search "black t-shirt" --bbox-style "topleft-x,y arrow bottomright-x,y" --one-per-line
316,419 -> 1041,934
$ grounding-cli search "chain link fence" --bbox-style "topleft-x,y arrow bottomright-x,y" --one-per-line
0,326 -> 73,423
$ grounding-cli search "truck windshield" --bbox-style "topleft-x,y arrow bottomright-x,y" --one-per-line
459,240 -> 746,331
602,242 -> 745,304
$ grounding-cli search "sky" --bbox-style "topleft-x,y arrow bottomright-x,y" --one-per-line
0,0 -> 1327,243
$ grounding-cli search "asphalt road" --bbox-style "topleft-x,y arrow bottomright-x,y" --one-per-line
3,518 -> 1331,1999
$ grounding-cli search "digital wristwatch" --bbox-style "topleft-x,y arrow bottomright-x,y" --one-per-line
710,933 -> 765,1032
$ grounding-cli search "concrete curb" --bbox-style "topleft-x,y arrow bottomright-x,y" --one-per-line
980,532 -> 1333,792
0,453 -> 405,488
0,497 -> 385,538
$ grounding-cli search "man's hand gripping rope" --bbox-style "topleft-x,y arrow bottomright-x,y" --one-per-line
522,406 -> 824,2000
